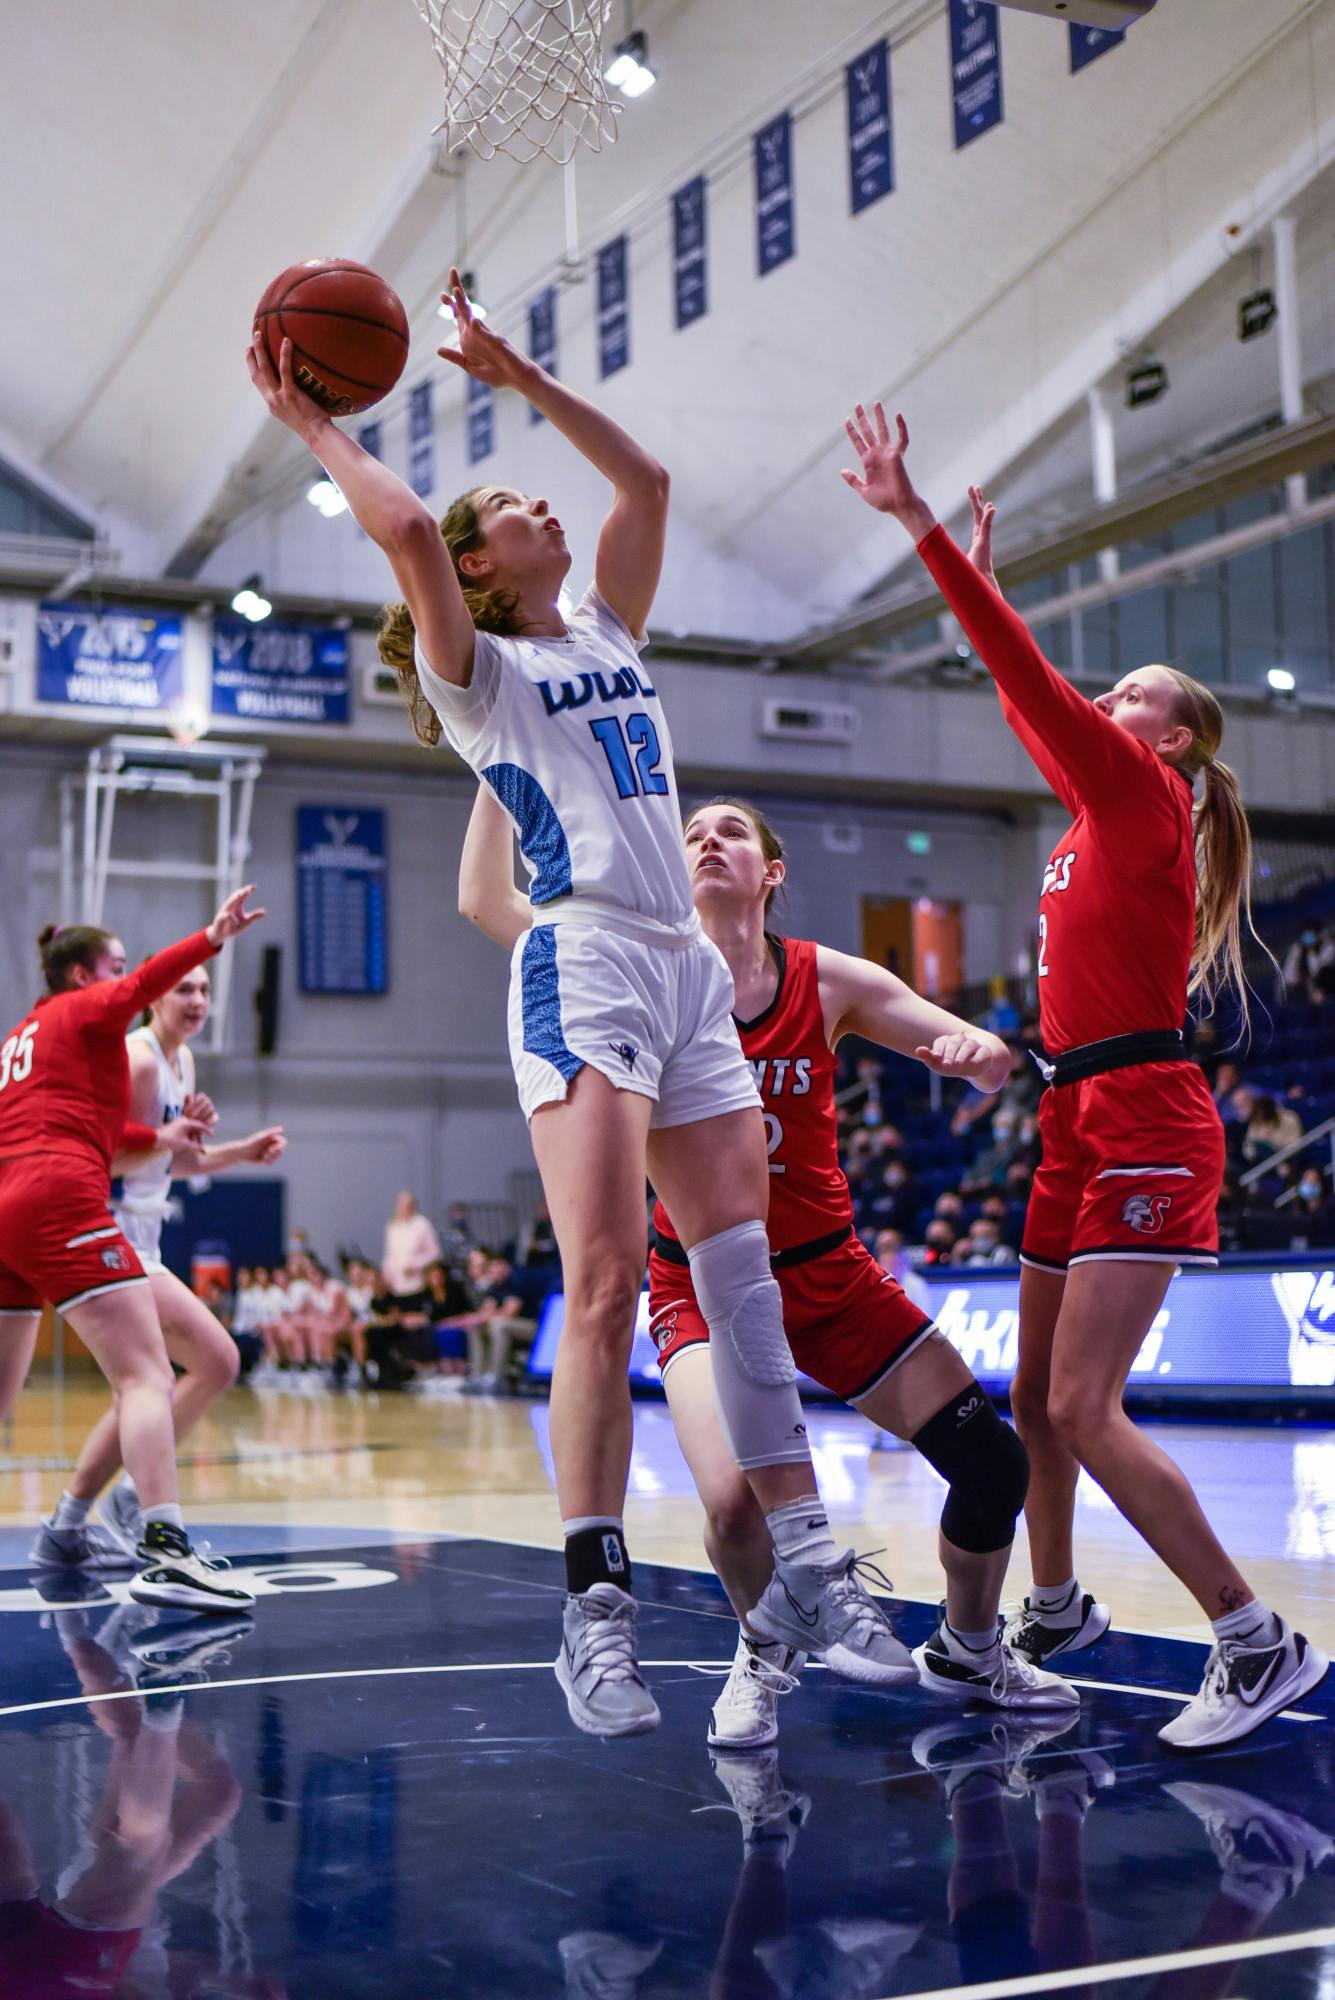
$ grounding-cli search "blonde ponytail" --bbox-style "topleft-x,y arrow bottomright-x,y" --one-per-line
376,487 -> 523,751
1164,669 -> 1278,1039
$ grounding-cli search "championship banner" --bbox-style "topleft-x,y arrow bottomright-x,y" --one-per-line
467,374 -> 494,464
528,288 -> 557,424
949,0 -> 1004,149
357,419 -> 381,460
1070,23 -> 1125,70
597,235 -> 630,379
408,381 -> 434,498
672,175 -> 708,329
847,39 -> 893,214
212,618 -> 350,726
36,602 -> 183,711
754,111 -> 795,277
297,805 -> 389,996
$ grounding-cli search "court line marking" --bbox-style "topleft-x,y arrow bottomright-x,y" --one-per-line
883,1924 -> 1335,1999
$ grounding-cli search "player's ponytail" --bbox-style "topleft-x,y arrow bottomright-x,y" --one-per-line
1164,669 -> 1277,1039
377,488 -> 523,751
37,922 -> 115,994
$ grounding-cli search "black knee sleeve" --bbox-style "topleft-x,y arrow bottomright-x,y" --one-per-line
911,1383 -> 1029,1555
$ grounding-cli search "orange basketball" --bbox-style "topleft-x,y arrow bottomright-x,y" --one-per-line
253,259 -> 409,416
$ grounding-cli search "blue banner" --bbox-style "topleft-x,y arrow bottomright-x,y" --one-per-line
357,420 -> 381,461
672,175 -> 708,330
847,39 -> 893,214
36,602 -> 183,711
467,374 -> 494,464
528,1264 -> 1335,1398
212,618 -> 350,726
528,288 -> 557,424
949,0 -> 1003,150
408,382 -> 434,498
297,806 -> 388,996
597,235 -> 630,379
754,111 -> 795,277
1070,23 -> 1125,70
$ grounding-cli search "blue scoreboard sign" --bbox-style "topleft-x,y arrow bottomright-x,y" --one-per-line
296,806 -> 388,996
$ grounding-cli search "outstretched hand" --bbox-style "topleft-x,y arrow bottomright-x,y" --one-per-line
840,403 -> 935,539
967,484 -> 1000,592
207,885 -> 265,949
915,1032 -> 1012,1094
246,330 -> 328,444
437,267 -> 528,389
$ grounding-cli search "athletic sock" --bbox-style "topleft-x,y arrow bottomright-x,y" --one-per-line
563,1518 -> 632,1596
142,1503 -> 185,1536
765,1497 -> 838,1568
1030,1577 -> 1082,1626
940,1620 -> 1000,1666
1211,1598 -> 1280,1648
51,1491 -> 91,1531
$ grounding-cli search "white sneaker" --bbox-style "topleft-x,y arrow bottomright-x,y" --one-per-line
1158,1616 -> 1328,1753
555,1584 -> 660,1738
557,1930 -> 663,2000
706,1633 -> 803,1750
1003,1588 -> 1110,1667
1164,1780 -> 1335,1899
747,1549 -> 917,1687
913,1621 -> 1080,1710
129,1526 -> 256,1613
912,1712 -> 1079,1802
707,1746 -> 811,1857
28,1516 -> 134,1571
1011,1740 -> 1117,1821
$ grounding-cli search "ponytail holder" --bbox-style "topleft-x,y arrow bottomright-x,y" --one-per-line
50,924 -> 65,939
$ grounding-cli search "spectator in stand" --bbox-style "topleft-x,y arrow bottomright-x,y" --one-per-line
861,1157 -> 918,1238
960,1217 -> 1015,1267
230,1267 -> 264,1378
364,1267 -> 432,1390
911,1218 -> 957,1269
844,1054 -> 886,1128
951,1042 -> 1038,1139
1243,1093 -> 1303,1169
933,1191 -> 965,1231
436,1200 -> 476,1273
383,1191 -> 442,1302
980,977 -> 1020,1037
842,1128 -> 880,1211
871,1123 -> 906,1161
462,1251 -> 552,1396
1212,1062 -> 1243,1118
519,1197 -> 561,1275
422,1258 -> 475,1382
337,1257 -> 377,1384
1284,926 -> 1335,1004
1287,1169 -> 1333,1247
872,1228 -> 907,1279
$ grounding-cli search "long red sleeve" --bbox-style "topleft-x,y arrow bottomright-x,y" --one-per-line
68,931 -> 217,1035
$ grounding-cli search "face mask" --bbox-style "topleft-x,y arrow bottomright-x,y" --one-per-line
1300,1179 -> 1322,1201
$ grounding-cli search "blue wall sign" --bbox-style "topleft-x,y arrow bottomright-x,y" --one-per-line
212,619 -> 350,726
297,806 -> 389,995
408,382 -> 434,498
357,420 -> 381,461
847,40 -> 894,214
754,111 -> 795,276
467,374 -> 494,464
528,288 -> 557,424
37,602 -> 183,710
597,235 -> 630,379
672,176 -> 708,329
1070,23 -> 1125,70
949,0 -> 1004,149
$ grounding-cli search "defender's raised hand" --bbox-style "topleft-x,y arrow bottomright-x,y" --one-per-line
840,404 -> 936,540
967,484 -> 1001,593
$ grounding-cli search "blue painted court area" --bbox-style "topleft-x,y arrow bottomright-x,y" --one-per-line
0,1537 -> 1331,1998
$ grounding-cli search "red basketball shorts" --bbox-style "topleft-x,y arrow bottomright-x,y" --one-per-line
1020,1061 -> 1224,1273
0,1155 -> 147,1316
647,1228 -> 935,1405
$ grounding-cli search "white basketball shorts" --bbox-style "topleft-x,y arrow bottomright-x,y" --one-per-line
112,1204 -> 168,1277
507,922 -> 761,1129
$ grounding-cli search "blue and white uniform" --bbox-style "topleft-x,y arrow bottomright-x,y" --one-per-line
111,1026 -> 192,1275
415,584 -> 760,1125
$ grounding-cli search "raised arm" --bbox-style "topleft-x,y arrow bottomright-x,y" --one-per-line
458,783 -> 532,952
247,332 -> 477,687
818,946 -> 1011,1092
439,270 -> 669,638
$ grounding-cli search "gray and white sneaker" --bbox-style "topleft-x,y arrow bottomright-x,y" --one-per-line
913,1620 -> 1080,1710
555,1584 -> 660,1738
1164,1780 -> 1335,1900
706,1633 -> 803,1751
747,1549 -> 917,1686
1003,1588 -> 1110,1667
557,1929 -> 663,2000
1159,1616 -> 1328,1753
707,1746 -> 811,1857
100,1475 -> 144,1557
29,1515 -> 135,1571
129,1523 -> 256,1614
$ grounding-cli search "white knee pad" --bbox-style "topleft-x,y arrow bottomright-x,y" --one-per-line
687,1221 -> 811,1471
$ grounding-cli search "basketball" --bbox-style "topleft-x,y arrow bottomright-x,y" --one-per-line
253,259 -> 409,416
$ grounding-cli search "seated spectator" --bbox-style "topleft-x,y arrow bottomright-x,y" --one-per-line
336,1258 -> 378,1384
959,1217 -> 1014,1267
1289,1169 -> 1335,1249
230,1266 -> 264,1378
933,1191 -> 965,1230
519,1198 -> 561,1274
364,1269 -> 433,1390
423,1258 -> 476,1379
980,977 -> 1020,1036
860,1158 -> 918,1236
1243,1093 -> 1303,1167
1284,925 -> 1335,1004
436,1200 -> 476,1273
909,1218 -> 957,1269
873,1228 -> 906,1279
462,1252 -> 552,1395
1211,1064 -> 1243,1117
871,1123 -> 906,1161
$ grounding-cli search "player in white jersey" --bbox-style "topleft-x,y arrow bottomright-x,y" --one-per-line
32,963 -> 285,1567
247,280 -> 915,1739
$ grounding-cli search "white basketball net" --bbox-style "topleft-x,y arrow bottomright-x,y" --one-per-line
413,0 -> 620,164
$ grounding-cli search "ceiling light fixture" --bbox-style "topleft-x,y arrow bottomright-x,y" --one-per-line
1267,667 -> 1296,693
230,576 -> 272,623
605,29 -> 656,97
306,477 -> 349,518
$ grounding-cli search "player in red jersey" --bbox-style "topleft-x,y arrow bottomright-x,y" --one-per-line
460,786 -> 1081,1748
842,399 -> 1326,1751
0,891 -> 265,1617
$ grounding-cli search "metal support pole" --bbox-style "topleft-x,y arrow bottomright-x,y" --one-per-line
1272,213 -> 1306,513
1087,387 -> 1118,582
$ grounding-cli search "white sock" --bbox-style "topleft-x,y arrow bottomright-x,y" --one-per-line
51,1491 -> 90,1531
765,1497 -> 838,1568
1031,1578 -> 1081,1626
1211,1598 -> 1280,1648
143,1504 -> 185,1535
941,1620 -> 1000,1663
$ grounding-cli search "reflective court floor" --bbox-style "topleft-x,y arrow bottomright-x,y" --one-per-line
0,1385 -> 1333,1997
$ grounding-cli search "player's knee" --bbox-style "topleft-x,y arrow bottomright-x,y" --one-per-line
563,1261 -> 644,1355
702,1477 -> 765,1553
204,1340 -> 241,1395
1008,1366 -> 1052,1438
1045,1377 -> 1102,1454
914,1382 -> 1029,1556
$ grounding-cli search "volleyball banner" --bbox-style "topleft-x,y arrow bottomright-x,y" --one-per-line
36,602 -> 183,711
672,175 -> 708,328
528,288 -> 557,424
847,39 -> 893,214
755,111 -> 795,276
597,235 -> 630,379
949,0 -> 1004,149
212,618 -> 350,726
467,375 -> 494,464
408,381 -> 434,497
1070,23 -> 1125,70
